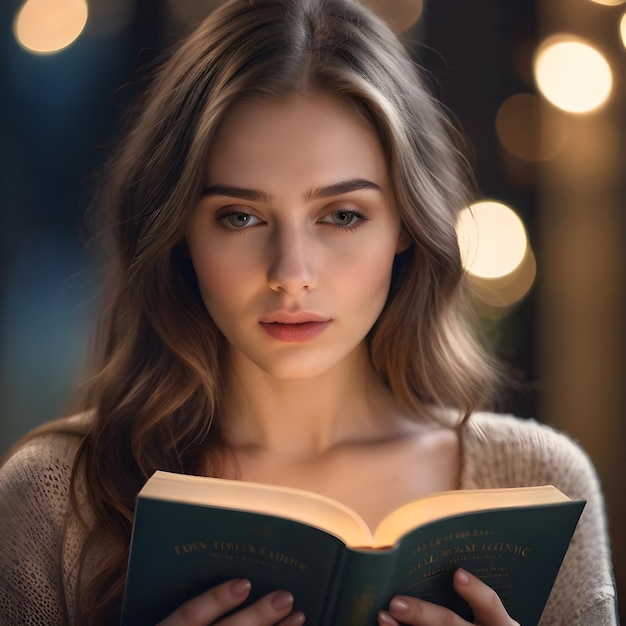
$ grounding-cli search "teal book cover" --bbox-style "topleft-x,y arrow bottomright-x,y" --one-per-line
120,472 -> 584,626
331,502 -> 584,625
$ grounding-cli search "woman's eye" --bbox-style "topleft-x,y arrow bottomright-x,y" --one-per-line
321,209 -> 365,228
219,212 -> 261,229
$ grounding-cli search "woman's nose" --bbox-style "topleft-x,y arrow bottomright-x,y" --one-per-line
267,227 -> 316,294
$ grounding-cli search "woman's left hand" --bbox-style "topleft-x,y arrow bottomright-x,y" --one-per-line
378,569 -> 521,626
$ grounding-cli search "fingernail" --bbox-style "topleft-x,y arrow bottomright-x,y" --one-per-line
456,568 -> 471,586
288,611 -> 306,624
389,597 -> 410,614
378,610 -> 398,624
271,590 -> 294,610
229,578 -> 252,597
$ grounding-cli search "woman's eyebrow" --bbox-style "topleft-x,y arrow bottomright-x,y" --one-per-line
202,178 -> 382,202
201,184 -> 269,202
305,178 -> 382,200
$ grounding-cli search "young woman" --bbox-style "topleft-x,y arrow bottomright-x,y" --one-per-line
0,0 -> 617,624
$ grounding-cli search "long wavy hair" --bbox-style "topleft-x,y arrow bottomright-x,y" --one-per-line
25,0 -> 500,622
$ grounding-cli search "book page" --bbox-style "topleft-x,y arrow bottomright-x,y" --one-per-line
141,473 -> 571,550
142,471 -> 375,546
372,485 -> 570,548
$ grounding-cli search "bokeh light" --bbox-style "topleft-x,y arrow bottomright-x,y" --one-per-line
457,201 -> 529,280
534,36 -> 612,113
496,93 -> 566,161
469,247 -> 537,311
14,0 -> 88,55
621,13 -> 626,48
457,202 -> 535,310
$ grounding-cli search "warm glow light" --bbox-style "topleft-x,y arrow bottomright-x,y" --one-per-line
458,202 -> 536,311
14,0 -> 88,54
621,13 -> 626,48
469,247 -> 537,310
534,36 -> 612,113
457,201 -> 529,280
496,93 -> 566,161
587,0 -> 625,5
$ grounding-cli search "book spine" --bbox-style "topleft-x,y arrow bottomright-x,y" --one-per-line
318,549 -> 348,623
328,548 -> 399,626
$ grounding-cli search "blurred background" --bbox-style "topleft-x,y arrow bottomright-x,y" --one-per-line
1,0 -> 624,619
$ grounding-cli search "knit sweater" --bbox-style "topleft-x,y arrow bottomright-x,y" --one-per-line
0,412 -> 618,625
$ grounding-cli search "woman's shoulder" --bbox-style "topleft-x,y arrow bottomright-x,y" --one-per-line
451,412 -> 617,623
0,415 -> 91,626
459,412 -> 601,501
0,413 -> 90,505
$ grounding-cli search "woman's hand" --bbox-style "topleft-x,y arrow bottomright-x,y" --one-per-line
378,569 -> 520,626
157,578 -> 305,626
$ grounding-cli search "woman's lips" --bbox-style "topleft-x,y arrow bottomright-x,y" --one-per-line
259,320 -> 330,343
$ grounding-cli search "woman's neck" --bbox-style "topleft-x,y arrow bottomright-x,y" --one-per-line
218,346 -> 414,461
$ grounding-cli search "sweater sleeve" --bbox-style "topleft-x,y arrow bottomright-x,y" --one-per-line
534,427 -> 618,626
462,413 -> 618,626
0,434 -> 81,626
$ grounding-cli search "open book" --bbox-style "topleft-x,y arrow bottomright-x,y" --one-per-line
121,470 -> 584,626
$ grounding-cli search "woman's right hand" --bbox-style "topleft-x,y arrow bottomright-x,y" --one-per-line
157,578 -> 305,626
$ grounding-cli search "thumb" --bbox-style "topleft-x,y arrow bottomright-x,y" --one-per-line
452,569 -> 520,626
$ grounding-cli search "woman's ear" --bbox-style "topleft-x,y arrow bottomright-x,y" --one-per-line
395,228 -> 412,254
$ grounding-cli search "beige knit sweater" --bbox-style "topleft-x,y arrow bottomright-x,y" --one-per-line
0,412 -> 618,625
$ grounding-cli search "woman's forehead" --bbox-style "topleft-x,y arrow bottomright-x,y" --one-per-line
204,93 -> 388,187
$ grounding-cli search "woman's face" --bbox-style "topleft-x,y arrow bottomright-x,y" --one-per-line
186,92 -> 407,380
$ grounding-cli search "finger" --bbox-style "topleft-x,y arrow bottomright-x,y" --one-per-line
277,611 -> 306,625
377,610 -> 400,625
453,569 -> 520,626
157,578 -> 252,625
215,589 -> 298,626
381,595 -> 469,625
